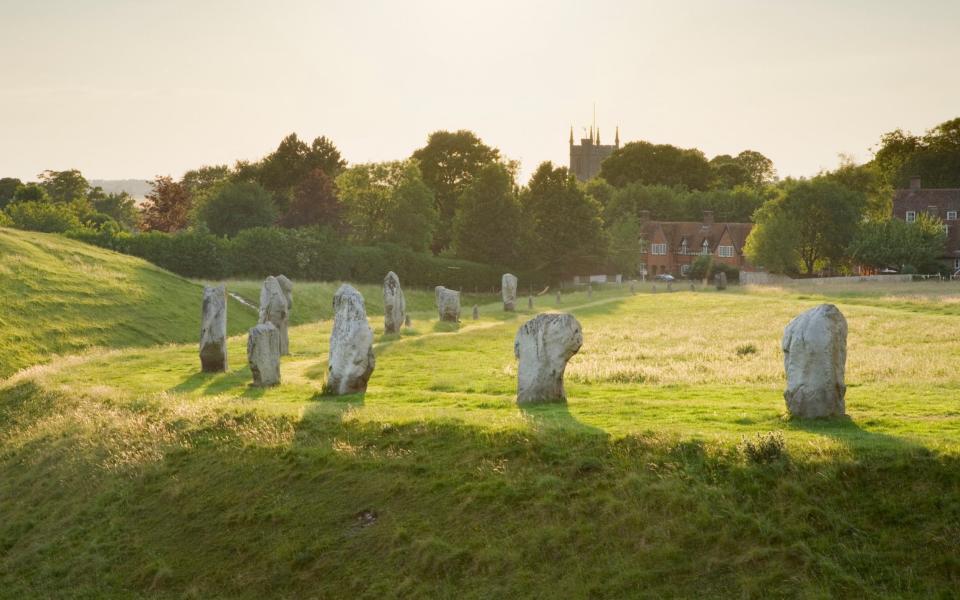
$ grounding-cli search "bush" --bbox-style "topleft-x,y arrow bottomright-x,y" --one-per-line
5,201 -> 82,233
739,432 -> 786,464
0,211 -> 11,227
199,181 -> 276,237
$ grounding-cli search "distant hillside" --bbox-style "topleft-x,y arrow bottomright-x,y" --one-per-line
89,178 -> 152,201
0,228 -> 257,379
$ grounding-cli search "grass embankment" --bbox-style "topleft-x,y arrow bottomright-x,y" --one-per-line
0,228 -> 257,379
2,257 -> 960,596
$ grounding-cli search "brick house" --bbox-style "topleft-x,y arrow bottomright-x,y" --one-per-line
639,210 -> 753,278
892,177 -> 960,273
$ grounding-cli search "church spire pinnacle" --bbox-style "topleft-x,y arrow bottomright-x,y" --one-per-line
569,126 -> 574,145
615,126 -> 620,147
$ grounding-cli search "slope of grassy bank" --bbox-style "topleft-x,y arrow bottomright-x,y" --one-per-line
2,284 -> 959,597
0,228 -> 260,379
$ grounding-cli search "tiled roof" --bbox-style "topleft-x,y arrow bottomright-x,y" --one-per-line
641,220 -> 753,253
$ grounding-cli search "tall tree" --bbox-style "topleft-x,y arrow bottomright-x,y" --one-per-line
336,160 -> 437,252
279,168 -> 344,231
88,188 -> 139,230
38,169 -> 90,203
874,117 -> 960,188
521,162 -> 606,280
251,134 -> 346,209
452,163 -> 522,266
848,214 -> 946,273
599,141 -> 713,190
0,177 -> 21,209
607,216 -> 642,276
745,178 -> 864,275
198,181 -> 276,237
140,176 -> 192,233
411,130 -> 501,254
734,150 -> 777,187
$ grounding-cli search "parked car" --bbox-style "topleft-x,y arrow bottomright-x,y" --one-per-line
654,274 -> 675,282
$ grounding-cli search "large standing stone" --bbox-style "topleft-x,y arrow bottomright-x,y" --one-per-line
502,273 -> 518,312
276,274 -> 293,314
435,286 -> 461,322
514,313 -> 583,405
199,284 -> 228,372
782,304 -> 847,418
383,271 -> 406,334
259,276 -> 290,355
324,284 -> 375,395
714,271 -> 727,290
247,323 -> 280,387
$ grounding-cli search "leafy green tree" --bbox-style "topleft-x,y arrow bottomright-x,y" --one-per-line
411,130 -> 501,253
245,134 -> 346,210
88,188 -> 138,230
734,150 -> 777,187
521,162 -> 606,280
0,177 -> 22,209
38,169 -> 90,203
849,214 -> 946,273
278,168 -> 343,231
5,201 -> 82,233
452,163 -> 522,266
607,216 -> 641,276
745,179 -> 864,275
337,160 -> 437,251
709,155 -> 750,189
599,141 -> 713,190
874,117 -> 960,188
688,255 -> 713,280
199,181 -> 276,237
182,165 -> 232,196
820,156 -> 890,221
140,176 -> 192,233
12,183 -> 48,204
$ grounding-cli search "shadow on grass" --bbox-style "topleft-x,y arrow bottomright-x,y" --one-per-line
784,414 -> 930,457
519,401 -> 606,438
432,321 -> 461,333
168,365 -> 279,397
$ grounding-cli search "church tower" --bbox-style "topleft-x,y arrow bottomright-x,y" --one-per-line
569,121 -> 620,182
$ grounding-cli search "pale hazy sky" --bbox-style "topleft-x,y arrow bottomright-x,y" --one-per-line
2,0 -> 958,183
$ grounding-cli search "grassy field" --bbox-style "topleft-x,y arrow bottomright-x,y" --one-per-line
2,234 -> 960,597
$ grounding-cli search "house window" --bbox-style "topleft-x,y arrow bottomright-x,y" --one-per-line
680,240 -> 688,254
718,245 -> 734,258
948,211 -> 958,221
651,243 -> 667,255
955,258 -> 960,270
701,240 -> 710,255
681,264 -> 691,275
906,211 -> 916,222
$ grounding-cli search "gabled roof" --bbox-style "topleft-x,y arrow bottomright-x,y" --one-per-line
641,220 -> 753,253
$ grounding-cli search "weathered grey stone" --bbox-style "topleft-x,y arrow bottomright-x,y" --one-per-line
324,284 -> 375,395
528,295 -> 533,310
690,283 -> 695,291
714,271 -> 727,290
200,284 -> 228,372
502,273 -> 518,311
247,323 -> 280,387
629,281 -> 635,294
259,276 -> 290,355
472,304 -> 479,320
435,286 -> 461,322
782,304 -> 847,418
514,313 -> 583,405
667,282 -> 673,292
383,271 -> 406,334
404,315 -> 412,327
276,275 -> 293,310
555,290 -> 561,304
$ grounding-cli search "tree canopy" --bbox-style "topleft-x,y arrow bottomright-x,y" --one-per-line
452,163 -> 522,266
140,176 -> 192,233
848,213 -> 946,273
278,168 -> 344,231
599,141 -> 713,190
411,130 -> 501,253
521,162 -> 606,280
199,181 -> 276,237
874,117 -> 960,189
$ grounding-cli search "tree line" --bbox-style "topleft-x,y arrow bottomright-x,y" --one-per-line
2,117 -> 958,279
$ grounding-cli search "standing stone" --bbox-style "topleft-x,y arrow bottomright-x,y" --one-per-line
405,315 -> 412,327
588,285 -> 593,298
652,285 -> 657,293
714,271 -> 727,291
690,283 -> 696,292
782,304 -> 847,418
276,275 -> 294,314
629,281 -> 635,294
667,282 -> 673,292
472,304 -> 479,320
555,290 -> 562,304
435,286 -> 461,322
514,313 -> 583,405
502,273 -> 518,312
383,271 -> 406,334
259,276 -> 290,355
247,323 -> 280,387
199,284 -> 228,372
324,284 -> 375,395
528,295 -> 534,310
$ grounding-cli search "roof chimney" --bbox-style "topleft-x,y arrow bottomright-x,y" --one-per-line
703,210 -> 714,226
910,176 -> 922,191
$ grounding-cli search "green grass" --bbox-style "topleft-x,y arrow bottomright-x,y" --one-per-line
3,239 -> 960,597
